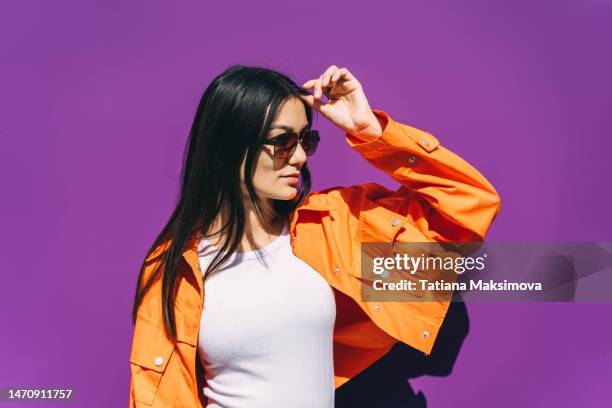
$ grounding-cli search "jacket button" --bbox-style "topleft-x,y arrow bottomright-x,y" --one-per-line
391,218 -> 400,226
422,330 -> 430,339
374,304 -> 381,312
334,267 -> 340,274
408,155 -> 417,164
154,356 -> 164,367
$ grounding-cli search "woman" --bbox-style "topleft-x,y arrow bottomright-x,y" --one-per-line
129,64 -> 501,407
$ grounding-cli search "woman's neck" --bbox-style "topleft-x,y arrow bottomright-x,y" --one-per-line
205,199 -> 286,253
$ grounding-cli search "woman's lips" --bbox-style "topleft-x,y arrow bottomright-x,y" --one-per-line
283,176 -> 299,185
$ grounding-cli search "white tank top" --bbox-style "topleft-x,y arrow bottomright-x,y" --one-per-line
196,221 -> 336,408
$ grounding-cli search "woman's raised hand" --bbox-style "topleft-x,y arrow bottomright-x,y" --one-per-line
300,65 -> 382,140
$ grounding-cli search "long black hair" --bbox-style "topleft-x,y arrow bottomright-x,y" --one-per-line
132,65 -> 314,340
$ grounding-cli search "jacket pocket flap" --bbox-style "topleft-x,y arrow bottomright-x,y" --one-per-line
358,204 -> 407,244
353,204 -> 408,279
129,314 -> 175,373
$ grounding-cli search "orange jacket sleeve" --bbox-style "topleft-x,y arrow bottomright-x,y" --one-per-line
344,109 -> 501,243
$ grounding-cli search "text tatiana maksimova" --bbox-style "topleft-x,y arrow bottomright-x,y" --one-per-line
372,279 -> 543,291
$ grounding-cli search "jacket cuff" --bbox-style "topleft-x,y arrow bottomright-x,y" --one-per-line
345,109 -> 440,155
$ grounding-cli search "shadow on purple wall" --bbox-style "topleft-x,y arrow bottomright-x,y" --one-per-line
335,253 -> 582,406
335,292 -> 469,407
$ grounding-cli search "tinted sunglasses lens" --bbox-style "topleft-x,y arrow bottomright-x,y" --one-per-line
301,131 -> 319,156
274,133 -> 298,158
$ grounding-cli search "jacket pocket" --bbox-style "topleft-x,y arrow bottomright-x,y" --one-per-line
356,203 -> 434,299
129,315 -> 176,406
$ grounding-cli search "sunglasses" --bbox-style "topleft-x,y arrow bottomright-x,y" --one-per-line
261,129 -> 320,159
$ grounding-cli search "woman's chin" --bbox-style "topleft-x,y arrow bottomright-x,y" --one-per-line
275,187 -> 299,200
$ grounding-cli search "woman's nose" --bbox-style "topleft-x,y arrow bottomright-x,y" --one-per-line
287,142 -> 307,165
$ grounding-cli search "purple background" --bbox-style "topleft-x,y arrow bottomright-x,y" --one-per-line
1,0 -> 611,406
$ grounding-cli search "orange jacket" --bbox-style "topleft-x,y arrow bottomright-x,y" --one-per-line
128,109 -> 501,407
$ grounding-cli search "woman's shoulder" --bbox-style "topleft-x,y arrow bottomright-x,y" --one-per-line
299,182 -> 399,213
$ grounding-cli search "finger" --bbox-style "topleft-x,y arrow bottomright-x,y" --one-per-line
340,67 -> 357,82
299,93 -> 314,107
330,67 -> 347,84
314,64 -> 339,99
320,65 -> 339,89
315,76 -> 323,99
302,79 -> 316,89
325,68 -> 346,100
298,93 -> 325,111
